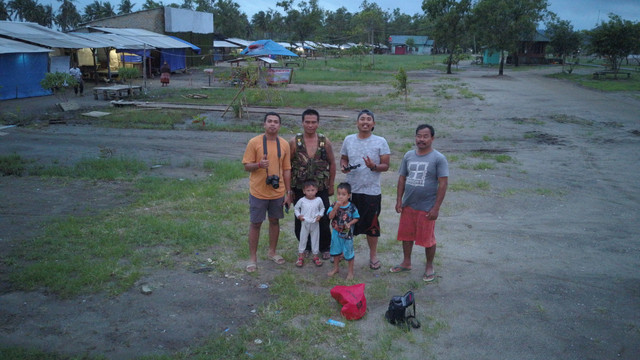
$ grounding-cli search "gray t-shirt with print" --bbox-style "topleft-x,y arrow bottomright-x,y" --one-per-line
398,149 -> 449,212
340,134 -> 391,195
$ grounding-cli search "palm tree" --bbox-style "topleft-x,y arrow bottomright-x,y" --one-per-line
0,0 -> 10,20
55,0 -> 81,31
117,0 -> 134,14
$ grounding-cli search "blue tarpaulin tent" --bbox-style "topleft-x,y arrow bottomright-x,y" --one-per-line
240,40 -> 298,57
0,38 -> 52,100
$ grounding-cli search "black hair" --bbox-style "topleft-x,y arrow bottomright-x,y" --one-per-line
416,124 -> 435,137
303,180 -> 318,189
302,109 -> 319,122
263,112 -> 281,123
336,182 -> 352,194
357,109 -> 375,121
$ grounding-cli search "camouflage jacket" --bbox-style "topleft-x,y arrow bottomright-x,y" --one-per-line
291,133 -> 330,191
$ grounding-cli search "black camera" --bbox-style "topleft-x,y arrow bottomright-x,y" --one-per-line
343,163 -> 361,171
266,175 -> 280,189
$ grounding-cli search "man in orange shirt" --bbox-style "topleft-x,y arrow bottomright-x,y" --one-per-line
242,112 -> 292,272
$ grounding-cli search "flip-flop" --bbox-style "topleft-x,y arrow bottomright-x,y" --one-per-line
268,254 -> 285,265
322,251 -> 331,260
245,262 -> 257,273
423,272 -> 436,282
369,259 -> 381,270
389,265 -> 411,273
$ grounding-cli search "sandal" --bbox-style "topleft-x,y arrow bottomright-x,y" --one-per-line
245,262 -> 257,273
322,251 -> 331,260
313,257 -> 323,267
423,272 -> 436,282
295,257 -> 304,267
268,254 -> 286,265
369,259 -> 381,270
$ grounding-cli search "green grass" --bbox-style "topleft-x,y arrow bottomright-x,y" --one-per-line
4,152 -> 447,358
449,179 -> 491,192
7,159 -> 247,297
96,108 -> 200,129
0,153 -> 27,176
546,70 -> 640,91
2,154 -> 147,180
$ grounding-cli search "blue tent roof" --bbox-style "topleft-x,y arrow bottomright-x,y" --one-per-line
240,40 -> 298,57
168,35 -> 201,54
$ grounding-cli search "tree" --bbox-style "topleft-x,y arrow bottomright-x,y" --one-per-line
55,0 -> 81,31
194,0 -> 212,12
141,0 -> 162,10
587,14 -> 639,71
351,0 -> 387,45
8,0 -> 53,26
405,37 -> 415,53
252,9 -> 285,40
278,0 -> 323,47
179,0 -> 192,9
83,1 -> 116,21
545,17 -> 581,73
472,0 -> 549,75
323,7 -> 354,44
0,0 -> 10,20
423,0 -> 472,74
387,8 -> 415,36
212,0 -> 250,38
117,0 -> 135,14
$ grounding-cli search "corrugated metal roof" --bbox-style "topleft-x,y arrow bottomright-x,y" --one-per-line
87,27 -> 191,49
276,42 -> 294,49
0,37 -> 53,54
0,21 -> 96,48
388,35 -> 431,45
213,40 -> 240,48
225,38 -> 252,47
70,32 -> 150,50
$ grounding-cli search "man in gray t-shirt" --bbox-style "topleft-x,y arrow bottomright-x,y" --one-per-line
390,124 -> 448,282
340,109 -> 391,270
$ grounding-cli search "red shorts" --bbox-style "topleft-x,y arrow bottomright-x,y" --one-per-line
397,206 -> 436,248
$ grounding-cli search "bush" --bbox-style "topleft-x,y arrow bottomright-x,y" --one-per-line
40,72 -> 77,102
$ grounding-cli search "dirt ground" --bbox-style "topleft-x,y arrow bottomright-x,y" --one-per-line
1,63 -> 639,359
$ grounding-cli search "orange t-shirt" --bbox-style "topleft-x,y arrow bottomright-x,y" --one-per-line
242,134 -> 291,199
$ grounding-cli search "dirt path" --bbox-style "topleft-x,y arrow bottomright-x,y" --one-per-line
1,64 -> 639,359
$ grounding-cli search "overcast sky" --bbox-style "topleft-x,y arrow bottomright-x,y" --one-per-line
61,0 -> 640,31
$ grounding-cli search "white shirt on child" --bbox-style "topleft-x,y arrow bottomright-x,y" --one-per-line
294,197 -> 325,223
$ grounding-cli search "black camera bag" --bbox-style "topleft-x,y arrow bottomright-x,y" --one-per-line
384,291 -> 421,330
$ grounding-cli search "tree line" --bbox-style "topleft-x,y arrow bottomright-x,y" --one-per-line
1,0 -> 638,73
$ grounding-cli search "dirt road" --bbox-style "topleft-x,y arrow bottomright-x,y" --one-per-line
1,64 -> 639,359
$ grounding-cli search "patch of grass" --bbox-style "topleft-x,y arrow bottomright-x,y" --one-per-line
449,179 -> 490,192
30,157 -> 147,180
511,117 -> 545,125
0,153 -> 27,176
546,71 -> 640,91
0,347 -> 75,360
96,108 -> 199,129
432,82 -> 484,100
550,114 -> 594,126
6,159 -> 246,297
472,162 -> 495,170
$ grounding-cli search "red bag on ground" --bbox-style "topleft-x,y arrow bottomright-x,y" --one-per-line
330,283 -> 367,320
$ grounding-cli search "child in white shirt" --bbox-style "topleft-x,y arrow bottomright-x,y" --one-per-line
294,180 -> 325,267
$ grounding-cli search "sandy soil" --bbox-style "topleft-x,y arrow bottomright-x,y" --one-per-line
1,63 -> 639,359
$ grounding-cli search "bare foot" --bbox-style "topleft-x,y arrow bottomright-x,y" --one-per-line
346,273 -> 354,280
327,268 -> 339,277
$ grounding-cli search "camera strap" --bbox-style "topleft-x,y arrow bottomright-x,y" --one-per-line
262,135 -> 281,177
262,135 -> 281,158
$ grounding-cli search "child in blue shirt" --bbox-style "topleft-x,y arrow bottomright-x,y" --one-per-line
327,182 -> 360,280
